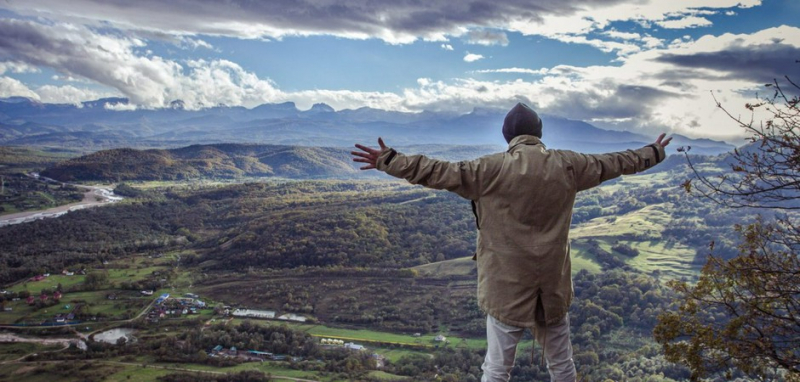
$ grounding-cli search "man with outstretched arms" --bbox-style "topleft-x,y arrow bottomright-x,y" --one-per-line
352,103 -> 672,382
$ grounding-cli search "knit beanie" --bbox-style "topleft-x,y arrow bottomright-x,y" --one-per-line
502,103 -> 542,143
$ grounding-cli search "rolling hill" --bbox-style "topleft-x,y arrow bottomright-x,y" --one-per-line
39,143 -> 502,181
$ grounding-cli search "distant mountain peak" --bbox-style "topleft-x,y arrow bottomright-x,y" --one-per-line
82,97 -> 129,108
0,96 -> 39,104
308,103 -> 335,113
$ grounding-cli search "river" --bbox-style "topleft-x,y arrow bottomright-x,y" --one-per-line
0,333 -> 87,351
0,174 -> 122,227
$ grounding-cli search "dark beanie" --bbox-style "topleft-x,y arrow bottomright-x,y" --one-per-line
502,103 -> 542,143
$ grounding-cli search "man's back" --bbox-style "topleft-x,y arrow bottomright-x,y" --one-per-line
351,103 -> 672,382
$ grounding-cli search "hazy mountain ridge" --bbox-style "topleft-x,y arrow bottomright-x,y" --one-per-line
39,143 -> 503,182
0,97 -> 734,155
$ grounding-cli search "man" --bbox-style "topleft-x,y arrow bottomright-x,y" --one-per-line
351,103 -> 672,382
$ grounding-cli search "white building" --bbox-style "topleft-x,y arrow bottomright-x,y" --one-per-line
277,313 -> 307,322
232,309 -> 276,319
344,342 -> 365,351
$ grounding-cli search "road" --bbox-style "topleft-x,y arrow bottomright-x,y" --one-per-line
0,174 -> 122,227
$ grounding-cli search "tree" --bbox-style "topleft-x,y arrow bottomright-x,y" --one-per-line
655,73 -> 800,380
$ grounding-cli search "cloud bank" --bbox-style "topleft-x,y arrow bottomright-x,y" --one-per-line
0,0 -> 791,141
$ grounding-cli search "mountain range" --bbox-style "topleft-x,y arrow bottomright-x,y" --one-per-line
0,97 -> 733,155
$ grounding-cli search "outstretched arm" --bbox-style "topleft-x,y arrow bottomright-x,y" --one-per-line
351,138 -> 490,200
570,133 -> 672,192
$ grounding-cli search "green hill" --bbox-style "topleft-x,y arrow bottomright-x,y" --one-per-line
39,143 -> 360,181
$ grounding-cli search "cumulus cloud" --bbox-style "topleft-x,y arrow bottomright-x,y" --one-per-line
441,43 -> 454,51
463,53 -> 485,62
465,29 -> 509,46
0,19 -> 282,109
36,84 -> 117,105
0,12 -> 794,142
0,76 -> 40,99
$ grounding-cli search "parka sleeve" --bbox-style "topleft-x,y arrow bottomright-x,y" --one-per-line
567,144 -> 667,192
375,147 -> 494,200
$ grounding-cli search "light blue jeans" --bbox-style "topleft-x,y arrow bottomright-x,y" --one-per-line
481,314 -> 576,382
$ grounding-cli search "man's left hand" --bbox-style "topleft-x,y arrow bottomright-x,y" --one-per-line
352,138 -> 387,170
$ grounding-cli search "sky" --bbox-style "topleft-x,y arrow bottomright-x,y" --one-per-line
0,0 -> 798,142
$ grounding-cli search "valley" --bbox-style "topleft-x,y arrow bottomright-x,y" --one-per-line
0,143 -> 760,381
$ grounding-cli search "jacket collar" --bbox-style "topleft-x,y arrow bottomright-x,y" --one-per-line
507,135 -> 545,151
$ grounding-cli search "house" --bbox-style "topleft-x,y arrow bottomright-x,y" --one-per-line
26,296 -> 35,305
156,293 -> 170,304
344,342 -> 365,351
232,309 -> 275,319
30,275 -> 45,282
53,291 -> 62,301
141,290 -> 153,296
247,350 -> 273,360
434,335 -> 447,342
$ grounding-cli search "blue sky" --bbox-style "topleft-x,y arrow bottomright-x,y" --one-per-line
0,0 -> 798,141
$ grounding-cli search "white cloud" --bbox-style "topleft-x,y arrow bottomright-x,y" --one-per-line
656,16 -> 713,29
555,35 -> 641,55
104,101 -> 138,111
725,11 -> 737,16
36,84 -> 117,105
463,53 -> 485,62
603,30 -> 641,40
180,37 -> 214,50
0,76 -> 40,99
441,43 -> 454,51
0,61 -> 38,75
473,67 -> 549,75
